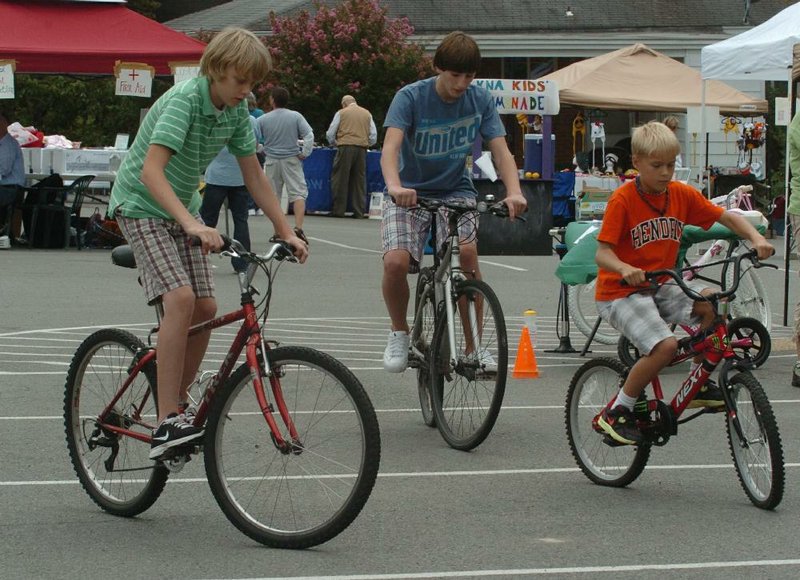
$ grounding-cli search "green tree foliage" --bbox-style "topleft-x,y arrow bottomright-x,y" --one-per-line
263,0 -> 433,142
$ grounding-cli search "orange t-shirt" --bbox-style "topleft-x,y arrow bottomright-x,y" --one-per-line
595,180 -> 724,301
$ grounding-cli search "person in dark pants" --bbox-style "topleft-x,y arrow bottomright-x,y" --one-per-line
200,138 -> 256,273
326,95 -> 377,218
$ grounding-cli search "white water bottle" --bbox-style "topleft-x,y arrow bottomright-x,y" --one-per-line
524,309 -> 537,345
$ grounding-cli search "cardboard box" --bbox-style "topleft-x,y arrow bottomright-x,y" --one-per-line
577,186 -> 613,219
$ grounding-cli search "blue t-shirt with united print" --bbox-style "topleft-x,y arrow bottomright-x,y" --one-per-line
383,77 -> 505,198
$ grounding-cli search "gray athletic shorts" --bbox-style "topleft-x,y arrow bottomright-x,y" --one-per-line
116,215 -> 214,305
597,282 -> 702,355
381,195 -> 477,274
263,156 -> 308,202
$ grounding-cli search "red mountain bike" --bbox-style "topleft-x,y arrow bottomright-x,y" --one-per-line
64,237 -> 381,548
565,250 -> 784,510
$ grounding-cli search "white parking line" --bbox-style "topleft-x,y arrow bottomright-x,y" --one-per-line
2,463 -> 799,486
222,558 -> 800,579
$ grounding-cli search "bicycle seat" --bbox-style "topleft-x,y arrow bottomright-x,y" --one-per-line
111,245 -> 136,269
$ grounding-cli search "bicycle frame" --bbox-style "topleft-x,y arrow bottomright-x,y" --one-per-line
648,314 -> 733,418
411,204 -> 482,368
95,274 -> 300,453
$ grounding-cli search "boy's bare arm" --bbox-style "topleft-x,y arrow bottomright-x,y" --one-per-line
596,241 -> 646,286
381,127 -> 416,206
141,144 -> 223,253
717,211 -> 774,260
486,136 -> 526,220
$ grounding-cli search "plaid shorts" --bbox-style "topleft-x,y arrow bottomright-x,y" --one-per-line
597,282 -> 701,355
381,195 -> 478,274
116,215 -> 214,305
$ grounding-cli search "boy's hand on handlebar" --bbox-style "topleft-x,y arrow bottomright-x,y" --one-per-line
620,265 -> 646,287
753,238 -> 775,261
503,192 -> 527,220
185,222 -> 223,254
387,184 -> 417,207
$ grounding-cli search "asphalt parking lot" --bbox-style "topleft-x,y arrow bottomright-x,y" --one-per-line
1,214 -> 798,579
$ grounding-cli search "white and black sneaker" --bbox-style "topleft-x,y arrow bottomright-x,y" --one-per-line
149,413 -> 203,460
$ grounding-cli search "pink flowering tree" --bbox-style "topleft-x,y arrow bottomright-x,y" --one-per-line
263,0 -> 432,143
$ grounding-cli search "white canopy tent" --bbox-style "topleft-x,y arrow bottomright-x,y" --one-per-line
701,1 -> 800,325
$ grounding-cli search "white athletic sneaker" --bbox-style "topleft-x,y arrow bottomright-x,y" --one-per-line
383,330 -> 410,373
466,349 -> 498,373
478,349 -> 498,373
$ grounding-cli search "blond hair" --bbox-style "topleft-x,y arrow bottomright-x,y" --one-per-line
631,121 -> 680,159
200,27 -> 272,83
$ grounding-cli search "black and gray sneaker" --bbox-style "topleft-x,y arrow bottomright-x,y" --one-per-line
149,413 -> 203,460
688,380 -> 725,409
597,406 -> 642,445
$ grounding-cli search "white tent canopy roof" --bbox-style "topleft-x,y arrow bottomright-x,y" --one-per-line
701,1 -> 800,81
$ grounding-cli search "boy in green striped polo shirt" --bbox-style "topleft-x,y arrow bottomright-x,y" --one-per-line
108,28 -> 309,460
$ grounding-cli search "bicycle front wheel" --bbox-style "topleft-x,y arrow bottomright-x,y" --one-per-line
565,357 -> 650,486
727,262 -> 771,330
64,328 -> 167,517
413,267 -> 437,427
430,279 -> 507,451
567,281 -> 620,345
726,372 -> 784,510
204,346 -> 381,549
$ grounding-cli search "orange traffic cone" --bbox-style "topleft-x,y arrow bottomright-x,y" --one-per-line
513,325 -> 540,379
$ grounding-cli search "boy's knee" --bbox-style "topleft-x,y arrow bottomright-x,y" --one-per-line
383,250 -> 410,278
651,336 -> 678,361
195,297 -> 217,321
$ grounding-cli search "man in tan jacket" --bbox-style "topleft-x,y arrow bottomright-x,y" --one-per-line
326,95 -> 377,218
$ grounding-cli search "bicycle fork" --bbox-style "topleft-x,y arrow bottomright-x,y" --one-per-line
247,335 -> 302,455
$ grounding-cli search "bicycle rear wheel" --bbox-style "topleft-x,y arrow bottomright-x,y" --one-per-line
430,279 -> 507,451
727,317 -> 771,368
565,357 -> 650,486
64,328 -> 167,517
726,372 -> 784,510
727,261 -> 771,330
413,267 -> 437,427
204,346 -> 381,549
567,281 -> 620,345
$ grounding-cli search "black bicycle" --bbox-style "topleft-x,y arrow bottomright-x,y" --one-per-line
408,196 -> 515,450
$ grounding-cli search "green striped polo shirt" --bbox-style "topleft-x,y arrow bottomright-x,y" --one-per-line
108,76 -> 255,220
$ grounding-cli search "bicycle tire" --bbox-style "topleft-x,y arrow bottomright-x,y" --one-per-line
565,357 -> 650,487
727,261 -> 771,330
204,346 -> 381,549
429,279 -> 507,451
64,328 -> 167,517
725,372 -> 784,510
413,267 -> 437,427
566,282 -> 620,345
727,317 -> 771,368
616,335 -> 640,368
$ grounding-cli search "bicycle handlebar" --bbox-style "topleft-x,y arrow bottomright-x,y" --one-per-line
639,249 -> 769,301
189,234 -> 297,264
410,196 -> 526,221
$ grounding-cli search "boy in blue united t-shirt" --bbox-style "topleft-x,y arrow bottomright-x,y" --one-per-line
380,30 -> 527,372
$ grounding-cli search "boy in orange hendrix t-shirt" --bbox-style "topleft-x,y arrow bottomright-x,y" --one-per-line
594,121 -> 773,445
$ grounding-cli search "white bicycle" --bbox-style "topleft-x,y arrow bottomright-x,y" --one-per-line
567,185 -> 771,345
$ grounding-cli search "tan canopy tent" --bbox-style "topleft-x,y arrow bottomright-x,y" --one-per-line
539,43 -> 767,114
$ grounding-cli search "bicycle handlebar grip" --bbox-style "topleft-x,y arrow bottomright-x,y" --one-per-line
188,234 -> 232,252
